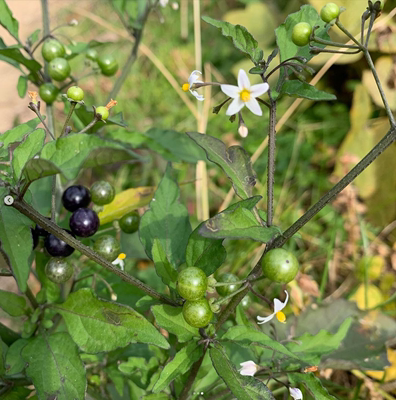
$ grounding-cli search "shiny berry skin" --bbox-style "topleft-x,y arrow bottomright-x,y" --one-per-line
95,106 -> 109,120
62,185 -> 91,212
34,220 -> 50,237
291,22 -> 312,47
261,248 -> 299,284
45,258 -> 73,283
31,228 -> 39,249
97,54 -> 118,77
48,57 -> 71,81
216,273 -> 240,297
67,86 -> 84,101
119,211 -> 140,234
177,267 -> 207,301
240,294 -> 251,309
39,83 -> 58,104
91,181 -> 115,206
182,298 -> 213,328
44,230 -> 75,257
86,48 -> 98,61
69,208 -> 99,237
320,3 -> 340,23
41,39 -> 65,62
93,235 -> 120,262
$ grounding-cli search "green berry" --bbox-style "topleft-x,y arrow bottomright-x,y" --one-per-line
39,83 -> 58,104
177,267 -> 207,301
91,181 -> 115,206
42,319 -> 54,329
48,57 -> 71,81
67,85 -> 84,102
86,48 -> 98,61
291,22 -> 312,46
93,235 -> 120,262
119,211 -> 140,234
261,248 -> 299,284
240,294 -> 251,309
96,106 -> 109,120
41,39 -> 65,62
97,54 -> 119,77
216,273 -> 241,297
183,298 -> 213,328
45,258 -> 74,283
320,3 -> 340,23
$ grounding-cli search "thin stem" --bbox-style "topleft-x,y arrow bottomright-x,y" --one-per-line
25,285 -> 39,309
10,198 -> 179,306
257,98 -> 271,109
249,287 -> 272,307
365,11 -> 377,48
310,46 -> 361,55
179,348 -> 207,400
266,91 -> 276,227
41,0 -> 51,77
335,20 -> 364,49
61,102 -> 76,137
311,36 -> 360,49
31,106 -> 55,140
76,118 -> 99,134
50,176 -> 56,222
215,283 -> 249,306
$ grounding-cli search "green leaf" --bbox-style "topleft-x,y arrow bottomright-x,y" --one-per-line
0,0 -> 19,39
202,16 -> 263,63
21,158 -> 62,184
153,342 -> 203,393
21,332 -> 86,400
139,164 -> 191,268
199,197 -> 280,242
152,239 -> 178,287
12,128 -> 45,181
280,80 -> 336,101
27,29 -> 40,46
210,343 -> 274,400
0,118 -> 41,153
35,251 -> 60,303
39,133 -> 142,180
151,305 -> 200,343
0,322 -> 20,346
0,387 -> 32,399
0,47 -> 41,72
222,325 -> 300,360
0,289 -> 28,317
53,288 -> 169,353
288,373 -> 336,400
17,75 -> 28,98
5,338 -> 29,375
187,132 -> 256,199
0,338 -> 7,376
0,188 -> 33,292
185,222 -> 226,276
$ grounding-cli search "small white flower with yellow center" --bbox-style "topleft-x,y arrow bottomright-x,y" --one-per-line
289,387 -> 303,400
112,253 -> 126,271
182,70 -> 204,101
257,290 -> 289,324
239,361 -> 259,376
221,69 -> 269,116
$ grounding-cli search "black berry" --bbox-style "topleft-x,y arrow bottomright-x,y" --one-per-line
44,230 -> 75,257
31,228 -> 39,250
34,217 -> 51,237
69,208 -> 99,237
62,185 -> 91,212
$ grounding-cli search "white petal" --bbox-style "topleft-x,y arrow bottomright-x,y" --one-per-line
188,70 -> 202,85
238,124 -> 248,138
238,69 -> 251,90
221,84 -> 240,98
159,0 -> 168,6
240,361 -> 256,368
289,387 -> 303,400
257,312 -> 275,324
225,97 -> 245,116
190,90 -> 205,101
250,82 -> 269,98
245,97 -> 262,116
273,290 -> 289,313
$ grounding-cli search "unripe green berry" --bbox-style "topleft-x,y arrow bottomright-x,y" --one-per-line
48,57 -> 71,82
96,106 -> 109,120
182,298 -> 213,328
216,273 -> 241,297
91,181 -> 115,206
93,235 -> 120,262
41,39 -> 65,62
292,22 -> 312,46
261,248 -> 299,284
86,48 -> 98,61
320,3 -> 340,23
45,258 -> 74,283
177,267 -> 207,301
119,211 -> 140,234
67,86 -> 84,102
42,319 -> 54,329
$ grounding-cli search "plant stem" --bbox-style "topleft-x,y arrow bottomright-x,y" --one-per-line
335,20 -> 364,49
25,285 -> 39,309
60,102 -> 76,137
266,91 -> 276,227
41,0 -> 51,77
312,36 -> 360,49
10,198 -> 179,306
215,283 -> 249,306
76,118 -> 99,134
179,349 -> 207,400
30,106 -> 55,140
364,11 -> 377,48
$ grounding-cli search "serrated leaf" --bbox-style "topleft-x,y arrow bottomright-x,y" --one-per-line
0,289 -> 28,317
5,338 -> 29,375
0,47 -> 41,72
210,343 -> 274,400
17,75 -> 28,98
53,288 -> 169,353
152,239 -> 178,287
280,80 -> 336,101
21,332 -> 86,400
199,197 -> 280,242
187,132 -> 256,199
185,222 -> 226,276
0,188 -> 33,292
153,342 -> 203,393
202,16 -> 263,63
139,164 -> 191,268
12,129 -> 46,181
151,305 -> 199,343
0,0 -> 19,39
0,118 -> 41,153
288,373 -> 336,400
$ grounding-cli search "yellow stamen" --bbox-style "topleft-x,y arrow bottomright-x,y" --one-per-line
118,253 -> 126,260
276,311 -> 286,323
105,99 -> 117,110
182,83 -> 190,92
240,89 -> 251,102
28,91 -> 38,104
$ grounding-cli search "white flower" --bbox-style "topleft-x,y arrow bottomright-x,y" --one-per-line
112,253 -> 126,271
182,70 -> 204,101
221,69 -> 269,116
257,290 -> 289,324
159,0 -> 168,6
289,387 -> 303,400
239,361 -> 259,376
238,122 -> 248,138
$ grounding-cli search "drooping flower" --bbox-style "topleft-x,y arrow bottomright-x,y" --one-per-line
221,69 -> 269,116
257,290 -> 289,324
289,387 -> 303,400
239,360 -> 259,376
112,253 -> 126,271
182,70 -> 205,101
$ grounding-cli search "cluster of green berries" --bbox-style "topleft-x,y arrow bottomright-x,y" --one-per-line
291,3 -> 340,47
22,308 -> 54,339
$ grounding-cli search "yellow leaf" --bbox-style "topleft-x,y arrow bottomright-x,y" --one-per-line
350,284 -> 384,311
366,348 -> 396,382
98,187 -> 155,225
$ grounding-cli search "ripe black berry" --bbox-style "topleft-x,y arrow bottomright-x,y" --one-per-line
62,185 -> 91,212
69,208 -> 99,237
44,230 -> 75,257
31,228 -> 39,250
34,217 -> 51,237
